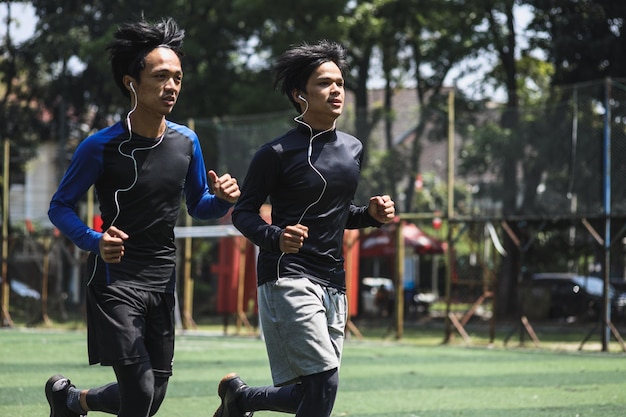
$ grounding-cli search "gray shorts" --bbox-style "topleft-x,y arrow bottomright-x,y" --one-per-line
258,277 -> 347,386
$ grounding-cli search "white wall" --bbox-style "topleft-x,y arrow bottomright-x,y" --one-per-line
11,142 -> 58,228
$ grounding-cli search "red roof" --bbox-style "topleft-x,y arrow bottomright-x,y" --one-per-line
360,222 -> 445,257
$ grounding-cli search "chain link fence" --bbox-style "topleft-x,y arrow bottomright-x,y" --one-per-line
4,79 -> 626,342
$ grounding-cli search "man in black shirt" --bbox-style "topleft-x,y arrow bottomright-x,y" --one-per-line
213,40 -> 395,417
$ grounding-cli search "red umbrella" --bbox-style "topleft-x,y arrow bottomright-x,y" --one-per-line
360,222 -> 445,257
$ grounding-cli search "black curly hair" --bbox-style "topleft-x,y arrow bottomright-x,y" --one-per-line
273,40 -> 348,113
107,16 -> 185,98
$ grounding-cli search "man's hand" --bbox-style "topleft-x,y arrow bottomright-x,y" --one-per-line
368,195 -> 395,224
280,224 -> 309,253
208,170 -> 240,203
99,226 -> 129,263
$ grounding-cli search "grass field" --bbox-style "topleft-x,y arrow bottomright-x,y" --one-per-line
1,325 -> 626,417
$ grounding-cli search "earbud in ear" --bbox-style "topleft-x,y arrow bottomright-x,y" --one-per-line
298,94 -> 307,102
129,82 -> 135,92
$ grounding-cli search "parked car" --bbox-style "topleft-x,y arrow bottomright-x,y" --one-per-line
359,277 -> 435,318
528,273 -> 622,321
610,278 -> 626,321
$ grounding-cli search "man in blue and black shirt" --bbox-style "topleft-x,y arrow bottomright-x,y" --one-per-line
45,17 -> 240,417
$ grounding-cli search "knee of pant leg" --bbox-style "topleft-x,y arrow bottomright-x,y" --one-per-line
320,368 -> 339,390
324,368 -> 339,396
301,368 -> 339,399
114,363 -> 156,414
149,377 -> 169,416
136,372 -> 157,401
297,369 -> 339,417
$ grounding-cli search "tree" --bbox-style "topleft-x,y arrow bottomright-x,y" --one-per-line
449,0 -> 528,317
466,0 -> 626,316
1,1 -> 44,196
527,0 -> 626,85
400,0 -> 491,214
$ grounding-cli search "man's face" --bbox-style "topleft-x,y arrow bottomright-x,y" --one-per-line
300,61 -> 344,130
135,47 -> 183,117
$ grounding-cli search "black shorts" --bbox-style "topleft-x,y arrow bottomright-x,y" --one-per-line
86,284 -> 175,377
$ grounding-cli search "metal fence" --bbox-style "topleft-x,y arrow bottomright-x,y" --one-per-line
3,79 -> 626,347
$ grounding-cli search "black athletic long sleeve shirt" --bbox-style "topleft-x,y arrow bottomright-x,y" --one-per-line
232,124 -> 382,290
49,120 -> 233,293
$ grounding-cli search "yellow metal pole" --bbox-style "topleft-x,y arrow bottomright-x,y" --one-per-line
1,139 -> 12,327
182,118 -> 196,330
444,89 -> 455,343
40,235 -> 52,326
447,87 -> 455,218
394,221 -> 404,339
236,236 -> 246,334
182,211 -> 194,329
87,186 -> 94,229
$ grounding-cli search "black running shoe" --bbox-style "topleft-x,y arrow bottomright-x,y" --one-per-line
45,374 -> 82,417
213,373 -> 254,417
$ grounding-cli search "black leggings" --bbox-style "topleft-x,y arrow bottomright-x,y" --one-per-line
240,368 -> 339,417
85,362 -> 169,417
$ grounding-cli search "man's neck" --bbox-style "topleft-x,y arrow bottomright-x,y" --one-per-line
128,113 -> 167,138
302,116 -> 337,132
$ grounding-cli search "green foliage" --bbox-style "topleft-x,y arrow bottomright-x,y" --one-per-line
412,172 -> 446,213
5,2 -> 626,300
458,120 -> 510,178
356,147 -> 407,204
3,0 -> 625,154
526,0 -> 626,84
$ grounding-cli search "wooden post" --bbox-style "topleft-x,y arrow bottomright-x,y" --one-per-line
1,139 -> 12,327
443,90 -> 455,343
394,221 -> 404,339
182,118 -> 196,330
235,236 -> 252,334
182,211 -> 195,329
40,234 -> 52,326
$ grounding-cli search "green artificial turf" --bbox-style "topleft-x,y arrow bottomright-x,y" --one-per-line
1,327 -> 625,417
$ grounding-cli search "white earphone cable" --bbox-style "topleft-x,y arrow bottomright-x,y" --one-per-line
88,86 -> 165,285
276,99 -> 338,278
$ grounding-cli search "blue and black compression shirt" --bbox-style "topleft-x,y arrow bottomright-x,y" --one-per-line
49,120 -> 232,293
